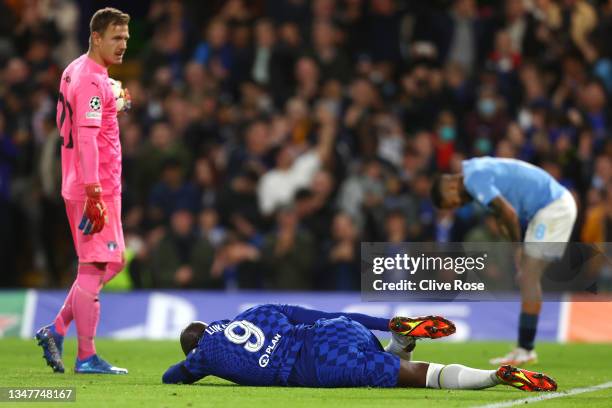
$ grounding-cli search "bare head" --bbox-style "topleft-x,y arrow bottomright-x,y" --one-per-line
89,8 -> 130,67
430,174 -> 471,209
180,321 -> 207,355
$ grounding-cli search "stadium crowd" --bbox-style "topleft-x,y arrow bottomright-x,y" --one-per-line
1,0 -> 612,290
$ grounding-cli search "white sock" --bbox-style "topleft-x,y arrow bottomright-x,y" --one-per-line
384,335 -> 414,361
426,364 -> 500,389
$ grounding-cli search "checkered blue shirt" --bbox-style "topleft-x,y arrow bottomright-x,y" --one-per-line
184,305 -> 306,386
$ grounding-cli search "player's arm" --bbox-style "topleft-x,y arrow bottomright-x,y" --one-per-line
313,104 -> 337,163
163,345 -> 212,385
162,361 -> 201,384
74,76 -> 107,235
464,171 -> 519,241
489,196 -> 521,242
272,304 -> 390,331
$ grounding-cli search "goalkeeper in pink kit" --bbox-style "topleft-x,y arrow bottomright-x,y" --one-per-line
35,8 -> 131,374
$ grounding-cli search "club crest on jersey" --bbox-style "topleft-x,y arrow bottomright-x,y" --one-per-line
89,96 -> 101,111
107,241 -> 118,251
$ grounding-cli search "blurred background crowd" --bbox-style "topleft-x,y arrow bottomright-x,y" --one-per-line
1,0 -> 612,291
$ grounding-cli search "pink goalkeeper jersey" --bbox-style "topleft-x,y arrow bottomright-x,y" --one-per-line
58,54 -> 121,200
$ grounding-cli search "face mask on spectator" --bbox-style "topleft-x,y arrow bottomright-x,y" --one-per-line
478,98 -> 497,117
440,126 -> 456,141
475,137 -> 492,154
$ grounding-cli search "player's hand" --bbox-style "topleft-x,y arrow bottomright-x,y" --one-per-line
175,265 -> 193,286
79,183 -> 108,235
116,87 -> 132,115
514,246 -> 524,274
122,87 -> 132,112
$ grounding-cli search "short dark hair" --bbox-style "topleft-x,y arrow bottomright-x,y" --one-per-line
90,7 -> 130,37
294,188 -> 313,201
430,174 -> 444,208
180,321 -> 207,355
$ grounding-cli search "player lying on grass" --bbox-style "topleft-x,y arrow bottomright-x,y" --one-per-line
162,304 -> 557,391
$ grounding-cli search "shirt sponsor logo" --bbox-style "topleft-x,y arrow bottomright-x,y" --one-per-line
258,333 -> 282,368
86,111 -> 102,119
89,96 -> 101,111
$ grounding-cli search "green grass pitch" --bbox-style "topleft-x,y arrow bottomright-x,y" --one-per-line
0,339 -> 611,407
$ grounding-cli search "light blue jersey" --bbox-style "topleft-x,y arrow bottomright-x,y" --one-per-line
462,157 -> 567,221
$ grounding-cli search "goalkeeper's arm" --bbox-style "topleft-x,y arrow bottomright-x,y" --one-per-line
78,125 -> 107,235
78,125 -> 101,186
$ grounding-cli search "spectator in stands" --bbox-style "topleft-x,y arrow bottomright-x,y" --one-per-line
432,0 -> 489,74
198,207 -> 227,249
193,18 -> 233,83
320,212 -> 360,290
581,181 -> 612,243
148,158 -> 200,225
257,102 -> 336,216
262,205 -> 315,289
227,119 -> 272,179
337,158 -> 386,235
308,20 -> 352,83
147,209 -> 215,288
134,121 -> 191,205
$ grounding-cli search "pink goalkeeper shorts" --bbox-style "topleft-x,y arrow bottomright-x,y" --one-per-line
64,197 -> 125,263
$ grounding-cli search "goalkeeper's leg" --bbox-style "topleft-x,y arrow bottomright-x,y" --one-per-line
103,260 -> 125,284
72,263 -> 106,360
36,263 -> 104,373
51,258 -> 121,337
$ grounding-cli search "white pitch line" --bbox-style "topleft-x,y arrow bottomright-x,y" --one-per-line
20,289 -> 37,339
557,295 -> 570,343
474,381 -> 612,408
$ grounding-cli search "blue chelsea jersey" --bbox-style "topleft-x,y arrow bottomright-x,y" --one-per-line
183,305 -> 306,386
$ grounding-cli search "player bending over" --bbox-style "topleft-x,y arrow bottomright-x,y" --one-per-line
162,304 -> 557,391
430,157 -> 576,365
35,8 -> 131,375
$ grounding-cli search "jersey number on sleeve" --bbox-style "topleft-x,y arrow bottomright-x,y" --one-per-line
58,92 -> 74,149
223,321 -> 265,353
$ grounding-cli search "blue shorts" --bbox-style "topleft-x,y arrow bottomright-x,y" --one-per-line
288,316 -> 400,387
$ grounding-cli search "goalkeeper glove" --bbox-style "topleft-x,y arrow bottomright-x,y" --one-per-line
79,183 -> 108,235
122,87 -> 132,112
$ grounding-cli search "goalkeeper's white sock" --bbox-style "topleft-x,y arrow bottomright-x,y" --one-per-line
425,363 -> 500,389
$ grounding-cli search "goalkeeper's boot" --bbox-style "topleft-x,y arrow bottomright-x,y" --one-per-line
389,316 -> 456,339
75,354 -> 128,374
496,365 -> 557,392
489,347 -> 538,366
35,324 -> 65,373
